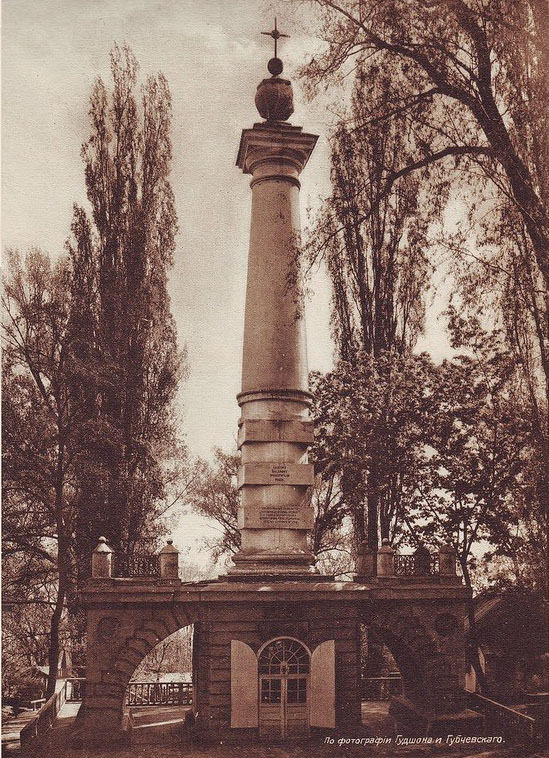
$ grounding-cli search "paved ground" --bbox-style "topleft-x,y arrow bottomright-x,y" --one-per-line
2,701 -> 81,757
9,702 -> 546,758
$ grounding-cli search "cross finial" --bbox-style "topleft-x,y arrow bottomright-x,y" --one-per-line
261,17 -> 290,60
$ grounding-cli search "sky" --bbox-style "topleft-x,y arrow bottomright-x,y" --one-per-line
2,0 -> 454,569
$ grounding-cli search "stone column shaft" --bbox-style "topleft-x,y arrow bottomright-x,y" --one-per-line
231,123 -> 318,577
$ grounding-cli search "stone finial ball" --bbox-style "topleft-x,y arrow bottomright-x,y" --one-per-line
255,77 -> 294,122
268,57 -> 284,76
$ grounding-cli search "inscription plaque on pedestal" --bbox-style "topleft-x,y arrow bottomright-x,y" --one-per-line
237,462 -> 314,488
239,502 -> 315,530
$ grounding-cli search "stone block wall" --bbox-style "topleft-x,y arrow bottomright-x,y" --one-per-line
193,601 -> 362,736
79,580 -> 471,746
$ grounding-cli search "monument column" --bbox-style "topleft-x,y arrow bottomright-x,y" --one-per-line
230,50 -> 318,578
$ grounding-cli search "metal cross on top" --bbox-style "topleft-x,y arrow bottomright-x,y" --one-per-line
261,17 -> 290,59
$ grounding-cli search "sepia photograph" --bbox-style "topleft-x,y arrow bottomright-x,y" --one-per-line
2,1 -> 547,756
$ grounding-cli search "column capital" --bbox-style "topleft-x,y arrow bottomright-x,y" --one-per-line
236,123 -> 318,176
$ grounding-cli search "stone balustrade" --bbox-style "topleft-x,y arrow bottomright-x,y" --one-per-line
91,535 -> 455,583
354,541 -> 457,581
91,537 -> 179,579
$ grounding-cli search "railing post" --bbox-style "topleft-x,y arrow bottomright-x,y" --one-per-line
377,539 -> 394,577
91,536 -> 112,578
438,543 -> 457,575
159,539 -> 179,578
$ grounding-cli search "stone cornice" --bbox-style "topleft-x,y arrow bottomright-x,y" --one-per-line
236,123 -> 318,175
81,578 -> 471,606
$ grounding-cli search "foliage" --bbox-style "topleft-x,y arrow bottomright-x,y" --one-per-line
425,315 -> 547,596
67,43 -> 187,574
310,352 -> 436,556
2,249 -> 81,697
303,57 -> 447,550
187,448 -> 241,561
307,63 -> 442,363
133,627 -> 193,680
300,0 -> 548,498
302,0 -> 547,278
2,45 -> 187,699
413,336 -> 532,575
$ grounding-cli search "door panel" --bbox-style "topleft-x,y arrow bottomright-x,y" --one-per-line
258,639 -> 311,739
259,676 -> 309,738
259,678 -> 282,737
286,678 -> 309,737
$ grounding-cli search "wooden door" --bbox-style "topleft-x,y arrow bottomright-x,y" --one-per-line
258,639 -> 310,738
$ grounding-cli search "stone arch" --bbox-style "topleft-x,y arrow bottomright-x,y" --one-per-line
361,611 -> 441,706
360,607 -> 464,716
111,606 -> 198,705
81,604 -> 200,744
366,623 -> 428,702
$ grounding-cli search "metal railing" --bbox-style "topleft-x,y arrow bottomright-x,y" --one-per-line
126,681 -> 192,706
361,676 -> 403,701
65,678 -> 86,702
394,554 -> 439,576
112,553 -> 161,577
466,692 -> 538,744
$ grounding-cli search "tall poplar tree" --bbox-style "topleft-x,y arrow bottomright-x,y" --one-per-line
68,44 -> 185,574
2,45 -> 186,695
307,65 -> 440,551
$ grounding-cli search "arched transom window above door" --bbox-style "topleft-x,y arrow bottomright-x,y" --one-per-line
258,638 -> 310,675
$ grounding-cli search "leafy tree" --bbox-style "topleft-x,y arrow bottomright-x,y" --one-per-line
300,0 -> 548,483
411,329 -> 538,690
304,61 -> 442,550
447,199 -> 548,506
187,449 -> 241,561
2,249 -> 79,697
67,44 -> 187,572
311,353 -> 436,557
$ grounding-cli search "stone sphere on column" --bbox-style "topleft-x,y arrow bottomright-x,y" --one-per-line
255,77 -> 294,122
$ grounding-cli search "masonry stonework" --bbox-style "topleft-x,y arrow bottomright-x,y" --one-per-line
78,574 -> 473,744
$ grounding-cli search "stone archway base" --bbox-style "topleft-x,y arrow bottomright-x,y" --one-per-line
79,576 -> 479,746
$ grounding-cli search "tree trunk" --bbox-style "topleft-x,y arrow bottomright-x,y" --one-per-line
366,464 -> 379,551
45,575 -> 66,699
461,561 -> 489,696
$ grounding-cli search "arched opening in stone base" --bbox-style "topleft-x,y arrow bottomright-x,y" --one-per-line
358,612 -> 468,738
360,624 -> 407,735
359,617 -> 450,735
124,624 -> 195,741
79,607 -> 203,747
